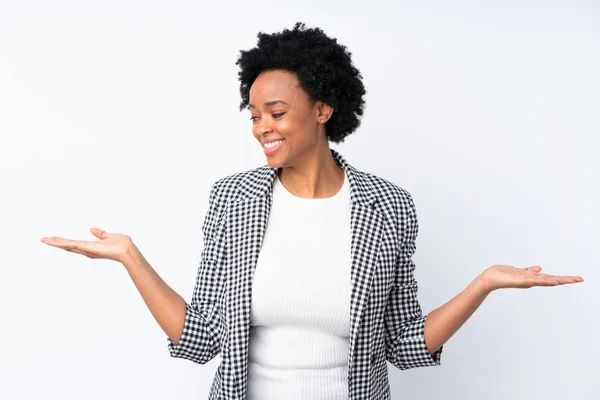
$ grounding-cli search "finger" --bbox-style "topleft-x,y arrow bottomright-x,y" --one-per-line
41,236 -> 62,243
41,236 -> 68,246
525,274 -> 560,287
43,238 -> 88,252
549,275 -> 584,283
42,236 -> 80,244
534,273 -> 583,282
90,227 -> 109,240
42,238 -> 93,258
527,274 -> 582,287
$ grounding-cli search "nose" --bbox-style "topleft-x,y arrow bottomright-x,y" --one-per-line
256,116 -> 273,136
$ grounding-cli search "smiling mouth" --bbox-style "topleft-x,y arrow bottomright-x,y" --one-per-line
263,139 -> 286,154
264,139 -> 285,149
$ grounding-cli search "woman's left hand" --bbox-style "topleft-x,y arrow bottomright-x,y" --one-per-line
481,265 -> 584,292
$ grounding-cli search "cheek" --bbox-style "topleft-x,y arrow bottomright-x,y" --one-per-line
278,115 -> 309,138
276,118 -> 294,132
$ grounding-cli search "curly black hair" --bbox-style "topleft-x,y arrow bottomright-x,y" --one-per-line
235,22 -> 367,144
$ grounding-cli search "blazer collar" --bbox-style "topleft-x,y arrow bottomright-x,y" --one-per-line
232,148 -> 378,207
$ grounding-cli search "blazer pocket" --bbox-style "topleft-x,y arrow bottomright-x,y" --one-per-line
217,305 -> 227,326
202,211 -> 225,262
201,238 -> 219,262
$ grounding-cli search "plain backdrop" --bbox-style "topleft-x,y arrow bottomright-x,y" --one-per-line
1,1 -> 598,399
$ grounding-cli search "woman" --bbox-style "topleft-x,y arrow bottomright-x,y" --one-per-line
40,22 -> 584,400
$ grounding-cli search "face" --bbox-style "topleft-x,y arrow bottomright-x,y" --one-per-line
248,69 -> 332,169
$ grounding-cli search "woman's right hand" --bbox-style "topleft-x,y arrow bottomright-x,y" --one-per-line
41,227 -> 134,264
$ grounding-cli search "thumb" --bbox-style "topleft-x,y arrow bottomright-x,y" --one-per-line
90,227 -> 110,240
526,266 -> 543,273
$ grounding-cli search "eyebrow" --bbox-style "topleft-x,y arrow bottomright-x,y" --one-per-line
248,100 -> 288,110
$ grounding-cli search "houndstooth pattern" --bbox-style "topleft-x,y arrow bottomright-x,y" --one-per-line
167,148 -> 443,399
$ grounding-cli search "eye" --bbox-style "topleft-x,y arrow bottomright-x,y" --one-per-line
249,112 -> 285,123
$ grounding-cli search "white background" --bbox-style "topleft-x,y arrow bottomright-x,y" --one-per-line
1,1 -> 598,399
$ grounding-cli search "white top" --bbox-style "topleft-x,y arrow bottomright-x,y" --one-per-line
247,168 -> 352,400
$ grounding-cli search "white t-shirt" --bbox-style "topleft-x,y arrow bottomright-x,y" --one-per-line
247,168 -> 352,400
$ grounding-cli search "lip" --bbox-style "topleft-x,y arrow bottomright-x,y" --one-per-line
263,139 -> 285,155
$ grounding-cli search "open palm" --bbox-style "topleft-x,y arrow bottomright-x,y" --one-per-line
40,227 -> 132,263
482,264 -> 584,292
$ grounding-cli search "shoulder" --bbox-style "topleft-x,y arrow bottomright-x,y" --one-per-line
209,165 -> 268,199
359,169 -> 416,212
200,166 -> 267,236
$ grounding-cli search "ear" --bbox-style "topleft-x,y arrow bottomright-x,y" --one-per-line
315,101 -> 334,123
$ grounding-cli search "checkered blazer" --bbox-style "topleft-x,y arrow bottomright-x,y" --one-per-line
167,148 -> 443,399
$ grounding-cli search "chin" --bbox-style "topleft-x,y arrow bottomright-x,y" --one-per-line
266,158 -> 283,169
265,153 -> 290,169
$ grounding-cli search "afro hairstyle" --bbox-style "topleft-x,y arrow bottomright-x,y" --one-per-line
235,22 -> 367,144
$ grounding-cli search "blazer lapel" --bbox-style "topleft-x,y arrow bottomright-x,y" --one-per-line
224,149 -> 383,400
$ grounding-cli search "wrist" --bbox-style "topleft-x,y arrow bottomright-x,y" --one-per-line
474,272 -> 494,296
121,240 -> 142,270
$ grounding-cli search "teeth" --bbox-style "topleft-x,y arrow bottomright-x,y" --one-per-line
265,140 -> 284,149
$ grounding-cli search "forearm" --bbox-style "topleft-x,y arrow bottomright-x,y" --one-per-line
424,273 -> 490,355
121,241 -> 187,344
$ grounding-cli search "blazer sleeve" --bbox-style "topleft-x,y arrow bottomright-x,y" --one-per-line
166,181 -> 224,364
384,191 -> 443,370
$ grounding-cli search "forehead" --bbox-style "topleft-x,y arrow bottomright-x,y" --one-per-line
249,69 -> 304,105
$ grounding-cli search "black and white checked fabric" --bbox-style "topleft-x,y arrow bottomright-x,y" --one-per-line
167,148 -> 443,399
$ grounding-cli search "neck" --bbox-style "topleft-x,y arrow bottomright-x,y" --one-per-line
278,146 -> 344,199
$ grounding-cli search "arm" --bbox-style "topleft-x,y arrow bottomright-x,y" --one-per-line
423,274 -> 489,356
384,192 -> 487,367
388,191 -> 583,361
424,247 -> 584,354
121,244 -> 189,344
122,181 -> 224,364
